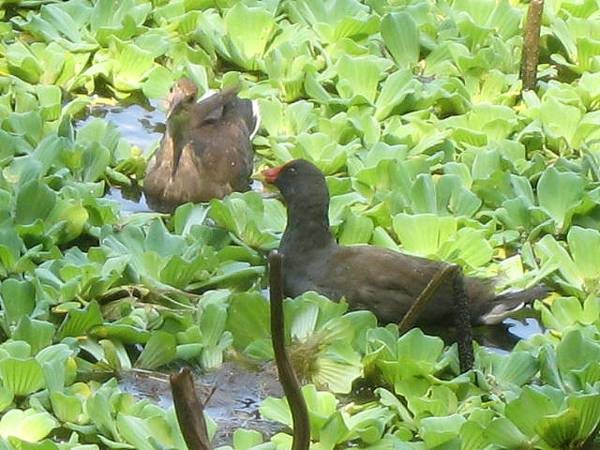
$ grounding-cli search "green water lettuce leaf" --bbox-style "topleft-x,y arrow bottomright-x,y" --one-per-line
57,301 -> 103,340
381,12 -> 420,69
134,331 -> 176,370
419,414 -> 465,448
566,226 -> 600,289
289,132 -> 360,175
0,279 -> 35,331
12,317 -> 54,355
0,409 -> 57,443
260,384 -> 338,441
374,70 -> 418,121
262,24 -> 319,102
91,0 -> 151,46
197,300 -> 233,369
116,410 -> 187,450
478,348 -> 538,388
222,3 -> 278,71
537,167 -> 585,232
231,429 -> 265,450
14,179 -> 56,226
37,343 -> 76,393
227,291 -> 369,393
335,55 -> 391,104
105,38 -> 158,94
0,357 -> 45,396
535,226 -> 600,293
226,292 -> 271,359
286,0 -> 378,43
209,192 -> 286,251
536,295 -> 600,332
392,213 -> 492,268
257,98 -> 317,138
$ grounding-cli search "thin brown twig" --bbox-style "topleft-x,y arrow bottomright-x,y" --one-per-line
202,384 -> 218,408
170,368 -> 212,450
398,265 -> 458,333
269,251 -> 310,450
520,0 -> 545,91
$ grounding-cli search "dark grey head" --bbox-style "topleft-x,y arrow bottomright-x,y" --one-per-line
262,159 -> 330,211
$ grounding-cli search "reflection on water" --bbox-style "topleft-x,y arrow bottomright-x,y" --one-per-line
421,307 -> 544,354
504,317 -> 543,340
78,100 -> 165,154
107,186 -> 150,214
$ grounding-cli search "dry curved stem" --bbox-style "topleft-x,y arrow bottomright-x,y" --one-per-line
153,290 -> 197,310
520,0 -> 544,91
170,368 -> 212,450
269,251 -> 310,450
98,284 -> 199,310
398,264 -> 458,333
452,267 -> 474,372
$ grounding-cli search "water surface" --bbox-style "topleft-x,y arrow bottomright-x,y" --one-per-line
79,100 -> 165,154
119,361 -> 283,447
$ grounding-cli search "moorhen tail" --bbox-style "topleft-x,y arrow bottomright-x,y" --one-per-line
262,159 -> 548,326
144,78 -> 259,213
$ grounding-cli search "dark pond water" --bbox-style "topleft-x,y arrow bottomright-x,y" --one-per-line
119,361 -> 284,446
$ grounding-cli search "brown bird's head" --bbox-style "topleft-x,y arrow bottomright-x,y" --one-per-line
262,159 -> 330,211
166,78 -> 198,117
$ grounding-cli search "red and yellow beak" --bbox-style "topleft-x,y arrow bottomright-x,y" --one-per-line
261,166 -> 283,184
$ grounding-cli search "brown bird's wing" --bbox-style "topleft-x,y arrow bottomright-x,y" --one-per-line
309,245 -> 546,325
222,95 -> 259,138
185,123 -> 253,191
182,89 -> 256,193
307,245 -> 496,325
165,91 -> 255,200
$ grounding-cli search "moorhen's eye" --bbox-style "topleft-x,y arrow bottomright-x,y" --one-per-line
288,167 -> 297,175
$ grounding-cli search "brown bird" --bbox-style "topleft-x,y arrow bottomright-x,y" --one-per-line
144,78 -> 259,213
262,159 -> 547,325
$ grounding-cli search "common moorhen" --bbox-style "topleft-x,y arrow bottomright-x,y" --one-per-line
144,79 -> 259,213
262,159 -> 547,325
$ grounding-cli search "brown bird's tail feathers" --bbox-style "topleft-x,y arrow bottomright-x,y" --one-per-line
477,285 -> 549,325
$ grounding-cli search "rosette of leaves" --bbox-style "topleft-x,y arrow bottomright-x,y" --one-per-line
226,291 -> 376,394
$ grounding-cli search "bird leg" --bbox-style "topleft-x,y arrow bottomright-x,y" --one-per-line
398,264 -> 474,372
451,267 -> 474,372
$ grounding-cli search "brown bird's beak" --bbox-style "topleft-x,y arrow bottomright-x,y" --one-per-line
165,78 -> 198,117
